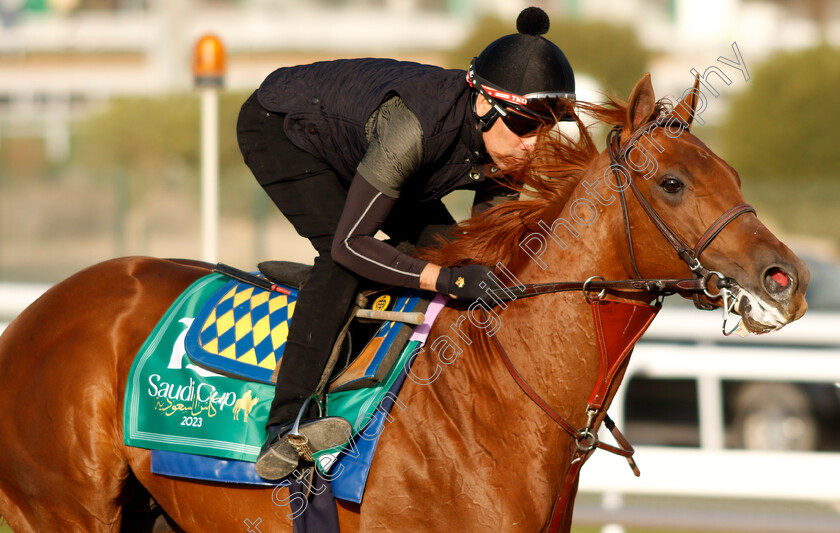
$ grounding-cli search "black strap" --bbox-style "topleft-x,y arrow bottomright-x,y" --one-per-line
212,263 -> 292,295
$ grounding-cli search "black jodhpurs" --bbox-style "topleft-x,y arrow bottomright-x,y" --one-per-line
238,92 -> 359,425
236,92 -> 454,427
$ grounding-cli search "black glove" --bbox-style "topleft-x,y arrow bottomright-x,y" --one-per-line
435,264 -> 492,301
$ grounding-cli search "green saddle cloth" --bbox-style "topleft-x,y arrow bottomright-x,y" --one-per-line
123,273 -> 424,463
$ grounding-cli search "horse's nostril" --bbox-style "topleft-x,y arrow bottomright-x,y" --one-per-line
764,267 -> 792,294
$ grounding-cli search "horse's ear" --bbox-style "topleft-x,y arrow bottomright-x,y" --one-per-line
626,73 -> 656,132
671,75 -> 701,130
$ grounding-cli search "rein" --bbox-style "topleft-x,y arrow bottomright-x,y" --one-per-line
484,119 -> 757,532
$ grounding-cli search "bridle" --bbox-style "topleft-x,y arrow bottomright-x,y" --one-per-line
484,118 -> 756,532
607,121 -> 755,309
489,120 -> 756,305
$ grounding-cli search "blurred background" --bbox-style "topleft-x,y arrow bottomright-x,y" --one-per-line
1,1 -> 839,532
1,0 -> 839,280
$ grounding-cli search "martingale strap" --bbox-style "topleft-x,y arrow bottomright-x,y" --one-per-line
485,297 -> 657,533
587,298 -> 660,410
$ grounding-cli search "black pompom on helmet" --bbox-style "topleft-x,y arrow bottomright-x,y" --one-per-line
467,7 -> 576,135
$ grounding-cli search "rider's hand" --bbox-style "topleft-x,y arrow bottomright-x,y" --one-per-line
435,265 -> 492,301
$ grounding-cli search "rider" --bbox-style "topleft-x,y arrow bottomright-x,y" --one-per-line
236,6 -> 576,480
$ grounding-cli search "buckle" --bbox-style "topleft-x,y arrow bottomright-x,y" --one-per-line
582,276 -> 607,303
576,429 -> 598,453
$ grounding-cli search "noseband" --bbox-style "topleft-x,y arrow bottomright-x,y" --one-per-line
484,118 -> 756,532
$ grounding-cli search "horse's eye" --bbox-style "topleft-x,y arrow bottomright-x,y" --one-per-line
660,177 -> 683,194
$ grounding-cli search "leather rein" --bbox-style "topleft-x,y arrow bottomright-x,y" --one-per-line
484,119 -> 756,532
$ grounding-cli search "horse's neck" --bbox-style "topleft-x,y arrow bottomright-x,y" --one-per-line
464,287 -> 605,431
521,151 -> 631,284
424,153 -> 635,433
395,293 -> 604,524
498,154 -> 644,413
390,172 -> 636,517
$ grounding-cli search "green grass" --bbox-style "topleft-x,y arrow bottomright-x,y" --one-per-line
0,516 -> 12,533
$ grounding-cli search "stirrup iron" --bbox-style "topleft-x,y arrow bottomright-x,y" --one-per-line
287,394 -> 323,462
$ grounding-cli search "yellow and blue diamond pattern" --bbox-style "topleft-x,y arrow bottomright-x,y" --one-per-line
186,279 -> 297,384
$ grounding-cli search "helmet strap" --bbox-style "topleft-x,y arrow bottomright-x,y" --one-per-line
471,91 -> 502,132
468,59 -> 511,132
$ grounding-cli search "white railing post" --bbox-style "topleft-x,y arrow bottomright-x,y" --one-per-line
193,34 -> 226,264
698,374 -> 725,450
199,87 -> 219,264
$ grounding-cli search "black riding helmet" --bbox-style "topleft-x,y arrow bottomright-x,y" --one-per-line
467,7 -> 576,135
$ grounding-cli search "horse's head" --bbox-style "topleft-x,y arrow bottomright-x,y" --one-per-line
612,73 -> 809,333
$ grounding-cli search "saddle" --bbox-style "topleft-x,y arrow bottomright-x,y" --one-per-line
185,261 -> 431,394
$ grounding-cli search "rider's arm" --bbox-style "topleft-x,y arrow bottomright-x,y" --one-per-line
331,96 -> 440,290
332,177 -> 437,289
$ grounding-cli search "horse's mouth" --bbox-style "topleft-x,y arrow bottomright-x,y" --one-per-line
733,286 -> 791,334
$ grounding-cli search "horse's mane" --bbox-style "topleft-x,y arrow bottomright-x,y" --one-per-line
419,96 -> 667,269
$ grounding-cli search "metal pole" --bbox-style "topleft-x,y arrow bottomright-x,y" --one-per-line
200,87 -> 219,263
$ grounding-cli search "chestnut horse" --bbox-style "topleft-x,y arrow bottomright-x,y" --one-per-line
0,74 -> 808,532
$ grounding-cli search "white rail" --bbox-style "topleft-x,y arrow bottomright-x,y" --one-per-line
580,446 -> 840,501
581,341 -> 840,501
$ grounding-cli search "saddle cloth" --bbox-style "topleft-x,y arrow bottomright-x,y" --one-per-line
185,266 -> 428,392
124,269 -> 445,503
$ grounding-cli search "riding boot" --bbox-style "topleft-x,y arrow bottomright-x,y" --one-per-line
256,396 -> 352,480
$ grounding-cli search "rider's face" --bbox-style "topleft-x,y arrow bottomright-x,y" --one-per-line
476,95 -> 537,173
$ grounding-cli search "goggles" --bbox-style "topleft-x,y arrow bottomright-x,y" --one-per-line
500,107 -> 553,137
466,59 -> 576,136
